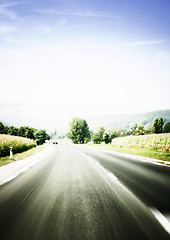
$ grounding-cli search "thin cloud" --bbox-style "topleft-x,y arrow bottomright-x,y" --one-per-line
129,39 -> 168,46
0,24 -> 16,34
36,9 -> 122,19
0,1 -> 26,19
0,6 -> 16,19
0,2 -> 23,8
36,9 -> 156,22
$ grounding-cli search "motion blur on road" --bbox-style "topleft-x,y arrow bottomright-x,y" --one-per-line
0,144 -> 170,240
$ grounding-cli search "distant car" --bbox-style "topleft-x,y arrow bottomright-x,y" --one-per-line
53,141 -> 58,144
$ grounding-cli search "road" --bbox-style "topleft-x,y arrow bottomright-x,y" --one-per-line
0,144 -> 170,240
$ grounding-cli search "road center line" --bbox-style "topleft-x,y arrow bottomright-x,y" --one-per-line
71,147 -> 140,200
93,160 -> 134,195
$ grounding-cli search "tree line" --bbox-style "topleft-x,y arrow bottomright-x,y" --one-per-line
67,117 -> 170,144
0,122 -> 50,145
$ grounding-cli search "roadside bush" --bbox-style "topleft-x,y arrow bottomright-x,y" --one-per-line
0,134 -> 36,157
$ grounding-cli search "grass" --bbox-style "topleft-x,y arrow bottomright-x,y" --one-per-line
0,144 -> 47,167
88,133 -> 170,162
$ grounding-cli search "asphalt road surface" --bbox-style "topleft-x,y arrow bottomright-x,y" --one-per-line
0,144 -> 170,240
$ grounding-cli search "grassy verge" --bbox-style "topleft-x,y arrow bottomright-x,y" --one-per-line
88,134 -> 170,162
0,144 -> 47,167
88,144 -> 170,161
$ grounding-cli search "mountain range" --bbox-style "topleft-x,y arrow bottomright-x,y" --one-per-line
85,109 -> 170,130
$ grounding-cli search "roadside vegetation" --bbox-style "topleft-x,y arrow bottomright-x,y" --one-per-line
0,122 -> 50,145
67,117 -> 91,144
0,122 -> 50,161
67,117 -> 170,161
0,134 -> 36,158
0,143 -> 47,167
88,134 -> 170,161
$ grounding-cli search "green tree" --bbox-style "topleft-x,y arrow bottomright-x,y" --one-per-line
67,117 -> 90,144
135,126 -> 145,135
3,126 -> 9,134
109,129 -> 121,138
92,133 -> 101,144
34,129 -> 48,145
145,123 -> 152,134
8,126 -> 18,136
18,126 -> 26,137
25,127 -> 36,139
153,118 -> 164,134
46,132 -> 50,141
164,122 -> 170,133
91,126 -> 105,144
18,126 -> 37,139
89,130 -> 94,139
153,118 -> 158,133
103,130 -> 114,144
97,126 -> 105,142
121,129 -> 131,136
158,118 -> 164,133
130,123 -> 138,135
0,122 -> 4,134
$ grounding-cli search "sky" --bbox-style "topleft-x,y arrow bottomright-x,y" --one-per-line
0,0 -> 170,132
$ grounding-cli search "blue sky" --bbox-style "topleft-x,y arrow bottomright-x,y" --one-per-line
1,0 -> 170,47
0,0 -> 170,131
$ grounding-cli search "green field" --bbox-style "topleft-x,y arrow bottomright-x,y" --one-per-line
88,133 -> 170,162
0,134 -> 36,158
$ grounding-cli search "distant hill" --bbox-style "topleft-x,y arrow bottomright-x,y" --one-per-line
85,109 -> 170,130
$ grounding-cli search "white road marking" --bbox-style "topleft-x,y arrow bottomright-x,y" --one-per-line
150,208 -> 170,234
57,145 -> 170,233
91,154 -> 170,235
107,172 -> 118,181
71,147 -> 141,200
3,175 -> 18,184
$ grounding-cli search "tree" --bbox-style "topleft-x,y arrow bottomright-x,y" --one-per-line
25,127 -> 36,139
130,123 -> 138,135
67,117 -> 90,144
18,126 -> 26,137
91,133 -> 101,144
135,126 -> 145,136
121,129 -> 131,136
109,128 -> 121,138
145,123 -> 152,134
0,122 -> 4,134
34,129 -> 48,145
153,118 -> 164,134
164,122 -> 170,133
103,130 -> 114,144
91,126 -> 105,144
89,130 -> 94,139
97,126 -> 105,142
3,126 -> 9,134
8,126 -> 18,136
46,132 -> 50,141
158,118 -> 164,133
153,118 -> 159,133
